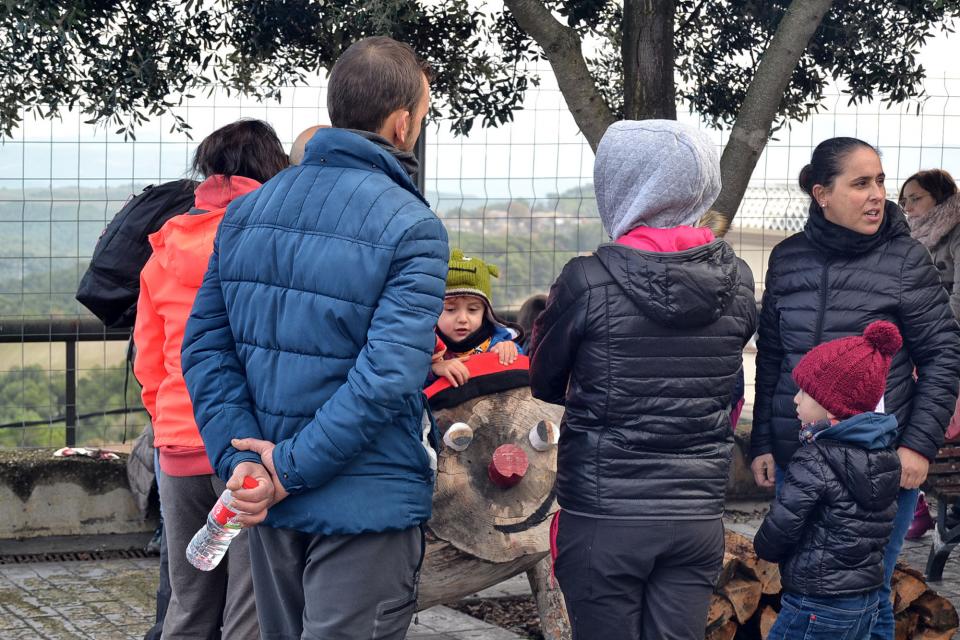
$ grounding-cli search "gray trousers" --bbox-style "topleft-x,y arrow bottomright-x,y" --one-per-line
158,470 -> 259,640
248,524 -> 424,640
554,512 -> 724,640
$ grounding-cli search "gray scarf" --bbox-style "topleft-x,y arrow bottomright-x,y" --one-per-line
909,193 -> 960,249
346,129 -> 420,181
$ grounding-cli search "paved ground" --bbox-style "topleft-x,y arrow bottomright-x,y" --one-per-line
2,502 -> 959,639
0,556 -> 524,640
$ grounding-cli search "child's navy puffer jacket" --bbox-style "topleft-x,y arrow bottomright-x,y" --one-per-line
754,412 -> 900,596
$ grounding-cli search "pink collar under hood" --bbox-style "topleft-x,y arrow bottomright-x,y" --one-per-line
616,225 -> 715,252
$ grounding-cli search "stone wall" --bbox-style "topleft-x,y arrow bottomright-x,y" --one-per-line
0,437 -> 766,543
0,449 -> 153,539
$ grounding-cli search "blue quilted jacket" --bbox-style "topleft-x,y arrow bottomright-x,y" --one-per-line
181,129 -> 449,535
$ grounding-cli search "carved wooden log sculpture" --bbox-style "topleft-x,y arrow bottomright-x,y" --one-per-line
416,353 -> 571,639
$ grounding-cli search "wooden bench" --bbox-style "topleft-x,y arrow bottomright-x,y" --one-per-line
923,445 -> 960,581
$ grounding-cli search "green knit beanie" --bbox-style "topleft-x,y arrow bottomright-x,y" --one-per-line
445,249 -> 500,306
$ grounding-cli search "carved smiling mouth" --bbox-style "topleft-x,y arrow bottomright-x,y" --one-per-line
493,487 -> 557,533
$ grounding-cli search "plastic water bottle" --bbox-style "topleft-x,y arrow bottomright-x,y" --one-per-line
186,476 -> 258,571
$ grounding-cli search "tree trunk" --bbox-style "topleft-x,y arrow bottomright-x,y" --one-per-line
623,0 -> 676,121
507,0 -> 834,211
712,0 -> 834,224
503,0 -> 615,151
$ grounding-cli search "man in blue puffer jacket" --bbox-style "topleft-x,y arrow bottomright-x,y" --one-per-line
181,37 -> 448,639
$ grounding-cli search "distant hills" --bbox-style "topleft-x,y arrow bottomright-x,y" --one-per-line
0,181 -> 602,318
1,178 -> 804,319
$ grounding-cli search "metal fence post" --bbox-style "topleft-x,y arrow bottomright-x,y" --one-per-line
414,127 -> 426,196
65,338 -> 77,447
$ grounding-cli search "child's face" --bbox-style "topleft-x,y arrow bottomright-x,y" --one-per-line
438,296 -> 486,340
794,389 -> 830,425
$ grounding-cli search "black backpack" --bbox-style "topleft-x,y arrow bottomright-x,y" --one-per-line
77,180 -> 198,328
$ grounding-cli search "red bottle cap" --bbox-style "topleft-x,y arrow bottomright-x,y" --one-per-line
242,476 -> 258,490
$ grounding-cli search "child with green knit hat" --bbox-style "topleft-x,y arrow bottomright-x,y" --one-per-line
431,249 -> 524,387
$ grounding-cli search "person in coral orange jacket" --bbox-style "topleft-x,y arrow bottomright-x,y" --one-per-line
133,119 -> 288,640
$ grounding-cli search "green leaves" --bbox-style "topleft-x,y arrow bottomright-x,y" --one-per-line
0,0 -> 538,139
1,0 -> 958,140
0,1 -> 214,138
674,0 -> 960,131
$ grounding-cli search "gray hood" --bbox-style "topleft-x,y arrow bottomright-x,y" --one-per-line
595,120 -> 721,240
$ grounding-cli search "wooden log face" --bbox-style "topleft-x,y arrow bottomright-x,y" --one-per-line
429,386 -> 565,563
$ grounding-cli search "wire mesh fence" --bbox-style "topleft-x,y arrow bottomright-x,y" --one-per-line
2,70 -> 959,447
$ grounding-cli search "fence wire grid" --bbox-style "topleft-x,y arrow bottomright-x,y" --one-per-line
2,70 -> 960,447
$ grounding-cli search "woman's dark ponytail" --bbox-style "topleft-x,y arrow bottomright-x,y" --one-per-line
798,164 -> 814,196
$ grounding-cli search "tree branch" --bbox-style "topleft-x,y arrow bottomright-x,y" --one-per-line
503,0 -> 615,151
712,0 -> 833,225
677,0 -> 709,38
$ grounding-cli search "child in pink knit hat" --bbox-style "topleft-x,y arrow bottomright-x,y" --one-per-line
754,321 -> 903,640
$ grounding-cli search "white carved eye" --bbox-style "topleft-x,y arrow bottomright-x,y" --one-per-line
443,422 -> 474,452
529,420 -> 558,451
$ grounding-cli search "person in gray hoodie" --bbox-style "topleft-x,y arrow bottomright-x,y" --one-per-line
529,120 -> 757,640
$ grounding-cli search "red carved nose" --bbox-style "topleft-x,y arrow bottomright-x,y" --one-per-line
488,444 -> 528,489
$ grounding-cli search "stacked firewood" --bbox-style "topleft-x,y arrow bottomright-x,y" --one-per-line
705,531 -> 782,640
890,563 -> 959,640
707,531 -> 959,640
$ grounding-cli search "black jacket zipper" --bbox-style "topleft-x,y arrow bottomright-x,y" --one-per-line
813,259 -> 832,345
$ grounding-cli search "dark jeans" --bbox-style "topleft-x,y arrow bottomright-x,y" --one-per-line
871,488 -> 920,640
775,464 -> 786,494
769,591 -> 879,640
554,512 -> 724,640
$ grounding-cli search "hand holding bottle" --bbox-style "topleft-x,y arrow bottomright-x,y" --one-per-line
226,460 -> 275,526
231,438 -> 290,508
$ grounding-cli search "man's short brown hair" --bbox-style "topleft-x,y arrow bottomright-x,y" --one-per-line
327,37 -> 432,133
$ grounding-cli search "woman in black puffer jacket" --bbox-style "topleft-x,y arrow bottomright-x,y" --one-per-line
750,137 -> 960,639
530,120 -> 757,640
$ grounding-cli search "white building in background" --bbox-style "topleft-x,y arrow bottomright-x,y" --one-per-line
735,184 -> 810,232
